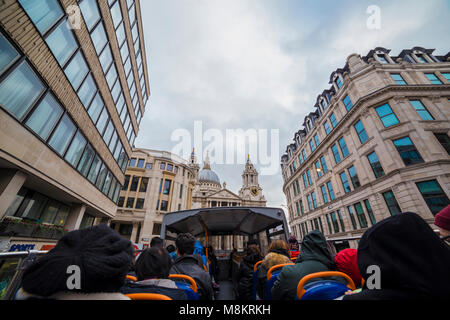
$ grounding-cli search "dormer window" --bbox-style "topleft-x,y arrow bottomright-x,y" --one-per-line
307,120 -> 312,131
335,76 -> 343,89
320,99 -> 327,110
415,53 -> 427,63
377,54 -> 389,64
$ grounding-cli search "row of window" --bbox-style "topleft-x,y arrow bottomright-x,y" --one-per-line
391,72 -> 450,85
17,0 -> 131,170
118,196 -> 145,209
0,31 -> 122,203
78,0 -> 137,149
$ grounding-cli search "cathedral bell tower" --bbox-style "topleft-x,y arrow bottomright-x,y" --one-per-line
189,148 -> 200,181
238,155 -> 266,205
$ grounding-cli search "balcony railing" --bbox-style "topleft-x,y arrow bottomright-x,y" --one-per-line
0,217 -> 68,240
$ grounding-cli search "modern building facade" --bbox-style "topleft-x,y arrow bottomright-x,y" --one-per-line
281,47 -> 450,250
0,0 -> 150,251
112,148 -> 195,246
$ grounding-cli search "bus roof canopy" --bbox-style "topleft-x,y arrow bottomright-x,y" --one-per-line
160,207 -> 289,241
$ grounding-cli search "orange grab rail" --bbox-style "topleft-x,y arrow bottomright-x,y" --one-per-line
296,271 -> 356,299
266,263 -> 294,280
126,293 -> 172,300
126,275 -> 138,282
253,260 -> 263,272
290,257 -> 297,262
169,274 -> 198,293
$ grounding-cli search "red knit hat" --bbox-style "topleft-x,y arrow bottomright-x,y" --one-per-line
435,205 -> 450,231
334,248 -> 362,287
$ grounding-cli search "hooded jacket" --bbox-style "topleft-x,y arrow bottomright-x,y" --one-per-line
120,278 -> 187,300
169,255 -> 213,300
344,212 -> 450,300
271,230 -> 342,300
334,248 -> 362,288
237,251 -> 263,300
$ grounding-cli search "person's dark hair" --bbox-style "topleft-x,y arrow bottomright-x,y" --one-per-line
175,233 -> 196,255
247,239 -> 258,247
166,244 -> 176,253
135,247 -> 172,280
150,237 -> 163,248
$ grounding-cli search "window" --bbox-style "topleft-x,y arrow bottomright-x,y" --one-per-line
337,210 -> 345,232
340,171 -> 351,193
110,1 -> 123,28
391,73 -> 407,85
364,199 -> 376,225
87,155 -> 102,184
0,61 -> 45,120
338,137 -> 349,158
416,180 -> 449,215
48,115 -> 76,156
163,180 -> 172,195
354,203 -> 368,228
329,113 -> 338,128
309,139 -> 316,152
320,156 -> 328,174
145,163 -> 153,169
0,33 -> 20,74
135,198 -> 145,209
118,197 -> 125,207
64,51 -> 89,90
87,93 -> 103,123
343,95 -> 353,112
80,214 -> 95,229
367,151 -> 385,178
382,190 -> 401,216
306,194 -> 312,211
376,103 -> 399,127
129,158 -> 137,167
331,144 -> 341,164
18,0 -> 63,34
325,214 -> 332,234
160,200 -> 169,212
302,150 -> 307,162
77,144 -> 95,177
130,176 -> 139,192
306,169 -> 312,185
99,45 -> 113,71
139,178 -> 148,193
167,164 -> 174,172
441,73 -> 450,82
425,73 -> 443,84
321,185 -> 329,204
311,191 -> 317,208
160,162 -> 166,170
415,54 -> 427,63
354,120 -> 369,144
434,133 -> 450,155
126,197 -> 135,208
45,20 -> 77,66
64,131 -> 87,167
347,206 -> 358,230
152,223 -> 162,235
25,93 -> 63,141
335,77 -> 343,89
314,134 -> 320,147
91,22 -> 108,55
377,54 -> 388,64
393,136 -> 424,166
137,159 -> 145,168
331,212 -> 340,233
78,74 -> 97,108
323,120 -> 331,135
79,0 -> 101,31
122,175 -> 130,191
326,181 -> 335,200
409,100 -> 434,120
348,165 -> 361,189
321,99 -> 327,110
302,173 -> 308,188
102,171 -> 113,195
95,164 -> 108,190
315,161 -> 322,178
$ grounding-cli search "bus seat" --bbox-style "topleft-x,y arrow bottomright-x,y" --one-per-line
297,271 -> 356,300
252,260 -> 263,300
126,275 -> 137,282
126,293 -> 172,300
169,274 -> 199,300
265,263 -> 294,300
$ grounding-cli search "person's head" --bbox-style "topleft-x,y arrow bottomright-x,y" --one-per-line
357,212 -> 450,297
334,248 -> 362,287
150,237 -> 164,248
299,230 -> 333,268
21,224 -> 133,297
175,233 -> 196,256
434,205 -> 450,238
135,247 -> 172,281
268,240 -> 290,257
246,239 -> 259,251
288,235 -> 299,251
166,244 -> 176,253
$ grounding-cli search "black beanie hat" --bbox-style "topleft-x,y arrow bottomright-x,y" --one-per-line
21,224 -> 133,297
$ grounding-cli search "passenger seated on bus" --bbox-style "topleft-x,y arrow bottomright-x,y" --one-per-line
237,240 -> 263,300
121,247 -> 187,300
288,235 -> 300,260
434,205 -> 450,243
166,244 -> 178,261
343,212 -> 450,300
207,245 -> 219,289
257,240 -> 292,299
170,233 -> 214,300
150,237 -> 164,248
16,224 -> 133,300
193,240 -> 208,270
334,248 -> 362,288
271,230 -> 345,300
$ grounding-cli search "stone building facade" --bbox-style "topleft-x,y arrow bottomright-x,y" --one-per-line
281,47 -> 450,251
0,0 -> 149,251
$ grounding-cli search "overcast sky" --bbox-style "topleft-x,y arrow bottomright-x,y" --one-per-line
135,0 -> 450,210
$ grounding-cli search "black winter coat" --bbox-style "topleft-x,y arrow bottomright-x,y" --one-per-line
236,253 -> 263,300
